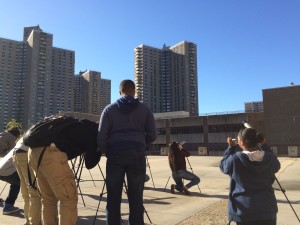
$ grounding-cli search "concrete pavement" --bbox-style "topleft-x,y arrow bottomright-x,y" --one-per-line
0,156 -> 299,225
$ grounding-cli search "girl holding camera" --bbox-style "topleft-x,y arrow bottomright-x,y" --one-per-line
220,127 -> 280,225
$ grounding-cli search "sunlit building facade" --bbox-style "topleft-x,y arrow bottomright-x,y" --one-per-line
0,26 -> 75,129
134,41 -> 198,116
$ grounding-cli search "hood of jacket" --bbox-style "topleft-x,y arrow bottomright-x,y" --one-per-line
117,95 -> 139,114
235,150 -> 274,174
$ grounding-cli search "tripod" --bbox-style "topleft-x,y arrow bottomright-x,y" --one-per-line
186,158 -> 201,193
123,179 -> 152,224
71,155 -> 104,207
274,176 -> 300,223
92,164 -> 108,225
93,166 -> 153,225
163,157 -> 201,193
0,182 -> 8,195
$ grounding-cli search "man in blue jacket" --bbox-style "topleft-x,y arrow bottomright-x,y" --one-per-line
98,79 -> 157,225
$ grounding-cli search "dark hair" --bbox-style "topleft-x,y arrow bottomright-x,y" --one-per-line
238,128 -> 264,149
7,126 -> 21,138
168,141 -> 179,172
119,80 -> 135,94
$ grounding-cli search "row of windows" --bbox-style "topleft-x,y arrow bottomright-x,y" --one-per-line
171,126 -> 203,134
208,124 -> 244,133
155,124 -> 244,136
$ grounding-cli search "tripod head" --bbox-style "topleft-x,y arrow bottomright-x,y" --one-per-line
242,120 -> 253,129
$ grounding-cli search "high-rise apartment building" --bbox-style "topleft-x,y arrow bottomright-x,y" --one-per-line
134,41 -> 198,116
0,26 -> 75,128
100,78 -> 111,111
74,70 -> 111,115
244,101 -> 264,112
74,71 -> 84,113
0,38 -> 25,128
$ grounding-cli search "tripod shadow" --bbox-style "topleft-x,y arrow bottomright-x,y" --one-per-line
77,213 -> 131,225
77,215 -> 106,225
277,198 -> 300,205
190,192 -> 228,199
82,192 -> 175,205
144,186 -> 166,192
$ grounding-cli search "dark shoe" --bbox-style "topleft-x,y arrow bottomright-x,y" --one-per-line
183,186 -> 191,195
170,184 -> 175,194
3,204 -> 19,215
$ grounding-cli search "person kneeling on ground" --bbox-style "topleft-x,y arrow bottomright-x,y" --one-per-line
168,141 -> 200,195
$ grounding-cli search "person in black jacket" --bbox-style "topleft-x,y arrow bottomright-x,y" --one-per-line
27,117 -> 101,225
220,128 -> 280,225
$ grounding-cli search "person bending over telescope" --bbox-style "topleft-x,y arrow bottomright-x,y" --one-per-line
168,141 -> 200,195
24,115 -> 101,225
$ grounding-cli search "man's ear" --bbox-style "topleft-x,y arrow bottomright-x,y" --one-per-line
119,91 -> 121,95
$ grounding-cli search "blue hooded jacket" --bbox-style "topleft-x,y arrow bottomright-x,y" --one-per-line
97,95 -> 157,156
220,145 -> 280,223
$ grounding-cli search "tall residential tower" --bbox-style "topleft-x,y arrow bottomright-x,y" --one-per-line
134,41 -> 198,116
0,26 -> 75,128
74,70 -> 111,115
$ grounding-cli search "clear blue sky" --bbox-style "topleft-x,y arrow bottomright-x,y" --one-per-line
1,0 -> 299,114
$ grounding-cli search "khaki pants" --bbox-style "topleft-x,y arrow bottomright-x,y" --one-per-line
13,152 -> 41,225
28,146 -> 78,225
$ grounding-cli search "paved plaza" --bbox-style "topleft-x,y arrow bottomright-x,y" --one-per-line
0,156 -> 299,225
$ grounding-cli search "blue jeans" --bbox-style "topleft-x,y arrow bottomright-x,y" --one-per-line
0,171 -> 20,205
106,153 -> 146,225
172,170 -> 200,191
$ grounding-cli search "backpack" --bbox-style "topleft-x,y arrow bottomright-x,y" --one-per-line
23,115 -> 79,148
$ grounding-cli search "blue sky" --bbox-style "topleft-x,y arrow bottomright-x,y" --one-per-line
1,0 -> 299,114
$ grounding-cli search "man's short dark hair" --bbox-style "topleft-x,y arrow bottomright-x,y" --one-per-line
119,80 -> 135,94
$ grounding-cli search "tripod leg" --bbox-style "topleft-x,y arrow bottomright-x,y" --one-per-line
146,155 -> 155,188
123,180 -> 152,224
186,158 -> 202,194
163,176 -> 171,192
143,204 -> 152,224
93,181 -> 106,225
93,163 -> 108,225
275,178 -> 300,222
0,182 -> 8,195
88,169 -> 97,187
71,156 -> 86,207
77,183 -> 86,207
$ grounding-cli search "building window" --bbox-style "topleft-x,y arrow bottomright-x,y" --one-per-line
171,126 -> 203,134
208,124 -> 243,133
